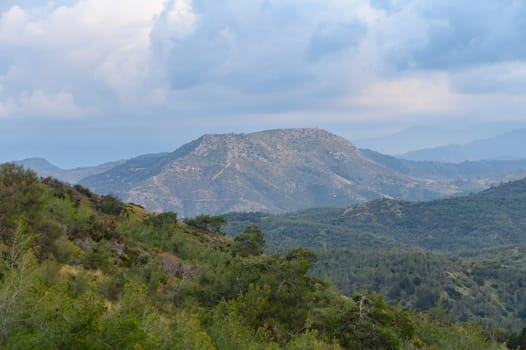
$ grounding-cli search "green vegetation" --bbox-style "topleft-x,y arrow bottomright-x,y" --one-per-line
224,177 -> 526,254
223,177 -> 526,338
232,224 -> 266,257
508,325 -> 526,349
312,249 -> 526,331
183,214 -> 226,232
1,163 -> 506,349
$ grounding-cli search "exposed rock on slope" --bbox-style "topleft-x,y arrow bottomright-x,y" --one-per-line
81,128 -> 458,216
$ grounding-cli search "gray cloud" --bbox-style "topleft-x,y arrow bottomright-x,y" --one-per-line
388,0 -> 526,70
307,21 -> 366,61
147,0 -> 371,116
152,1 -> 366,92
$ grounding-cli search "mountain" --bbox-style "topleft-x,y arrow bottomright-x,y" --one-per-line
354,122 -> 525,155
224,176 -> 526,254
360,148 -> 526,181
14,157 -> 62,174
80,128 -> 460,217
402,128 -> 526,162
14,157 -> 125,183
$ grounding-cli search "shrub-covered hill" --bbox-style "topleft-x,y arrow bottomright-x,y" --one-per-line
0,163 -> 507,349
224,176 -> 526,255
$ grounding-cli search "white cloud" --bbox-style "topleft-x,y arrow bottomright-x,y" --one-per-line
349,74 -> 458,116
0,90 -> 86,118
1,0 -> 526,125
0,0 -> 168,116
452,61 -> 526,95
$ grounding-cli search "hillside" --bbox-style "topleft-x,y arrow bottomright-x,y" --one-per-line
224,176 -> 526,254
312,248 -> 526,331
80,129 -> 460,217
0,162 -> 508,349
14,157 -> 125,183
402,128 -> 526,162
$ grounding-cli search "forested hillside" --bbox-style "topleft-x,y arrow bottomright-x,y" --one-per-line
223,178 -> 526,342
312,249 -> 526,331
224,177 -> 526,254
1,163 -> 510,349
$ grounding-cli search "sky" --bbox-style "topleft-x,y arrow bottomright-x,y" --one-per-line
2,0 -> 526,167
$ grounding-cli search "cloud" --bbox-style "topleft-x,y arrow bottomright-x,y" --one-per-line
0,89 -> 85,118
4,0 -> 526,167
1,0 -> 526,124
349,74 -> 458,117
377,0 -> 526,71
144,0 -> 381,119
307,21 -> 366,61
452,62 -> 526,95
0,1 -> 166,117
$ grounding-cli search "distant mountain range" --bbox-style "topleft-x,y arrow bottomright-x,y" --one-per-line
14,158 -> 125,183
12,128 -> 526,217
224,176 -> 526,254
79,129 -> 458,216
354,121 -> 526,155
401,128 -> 526,162
361,148 -> 526,181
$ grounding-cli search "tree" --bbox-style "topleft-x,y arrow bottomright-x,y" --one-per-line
232,225 -> 265,257
183,215 -> 226,232
0,163 -> 43,243
144,212 -> 178,228
508,325 -> 526,350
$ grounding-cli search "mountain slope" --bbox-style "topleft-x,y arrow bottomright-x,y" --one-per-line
402,128 -> 526,162
15,157 -> 125,183
81,128 -> 459,216
224,176 -> 526,254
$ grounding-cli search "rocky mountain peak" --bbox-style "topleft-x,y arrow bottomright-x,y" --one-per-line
81,128 -> 458,216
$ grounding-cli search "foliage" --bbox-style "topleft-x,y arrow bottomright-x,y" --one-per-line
224,177 -> 526,254
0,163 -> 507,349
508,325 -> 526,349
144,211 -> 178,228
184,214 -> 226,232
312,248 -> 526,331
232,224 -> 265,257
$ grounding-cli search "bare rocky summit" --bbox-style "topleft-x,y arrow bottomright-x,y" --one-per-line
81,128 -> 459,216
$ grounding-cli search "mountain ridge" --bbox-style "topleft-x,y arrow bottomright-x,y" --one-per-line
81,128 -> 458,216
402,128 -> 526,162
360,148 -> 526,182
14,157 -> 126,183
